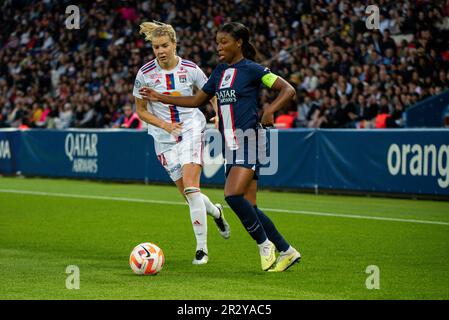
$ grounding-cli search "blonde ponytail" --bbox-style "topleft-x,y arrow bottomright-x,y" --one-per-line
139,21 -> 177,43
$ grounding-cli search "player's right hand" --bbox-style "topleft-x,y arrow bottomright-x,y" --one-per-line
162,121 -> 183,136
209,116 -> 219,129
139,87 -> 160,102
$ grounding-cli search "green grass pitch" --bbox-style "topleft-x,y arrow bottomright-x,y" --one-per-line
0,177 -> 448,300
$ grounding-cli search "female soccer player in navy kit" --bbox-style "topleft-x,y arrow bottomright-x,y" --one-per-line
140,22 -> 301,272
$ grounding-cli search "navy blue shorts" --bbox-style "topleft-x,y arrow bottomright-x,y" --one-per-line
223,125 -> 270,181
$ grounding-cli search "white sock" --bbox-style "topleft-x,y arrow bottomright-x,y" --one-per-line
201,193 -> 220,219
184,187 -> 208,253
257,239 -> 271,256
280,246 -> 294,256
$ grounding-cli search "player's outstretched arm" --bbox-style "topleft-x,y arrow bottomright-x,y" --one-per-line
209,96 -> 219,129
135,97 -> 182,135
260,76 -> 296,127
139,87 -> 211,108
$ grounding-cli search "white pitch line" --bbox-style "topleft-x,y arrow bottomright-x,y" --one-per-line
0,189 -> 184,206
262,208 -> 449,226
1,189 -> 448,226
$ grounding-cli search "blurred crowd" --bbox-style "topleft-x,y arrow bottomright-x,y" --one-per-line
0,0 -> 448,130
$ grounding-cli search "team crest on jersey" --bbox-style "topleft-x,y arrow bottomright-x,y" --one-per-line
219,68 -> 237,89
179,74 -> 187,83
134,79 -> 141,89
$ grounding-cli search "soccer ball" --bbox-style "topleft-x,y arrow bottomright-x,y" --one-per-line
129,242 -> 165,275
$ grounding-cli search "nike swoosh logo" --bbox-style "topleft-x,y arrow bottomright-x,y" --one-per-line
141,245 -> 151,258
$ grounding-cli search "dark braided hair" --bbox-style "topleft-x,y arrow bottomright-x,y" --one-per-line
218,22 -> 257,61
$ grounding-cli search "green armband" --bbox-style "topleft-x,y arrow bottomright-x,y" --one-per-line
261,73 -> 278,88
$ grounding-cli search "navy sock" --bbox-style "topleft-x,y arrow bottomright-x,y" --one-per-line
225,195 -> 267,244
254,206 -> 290,252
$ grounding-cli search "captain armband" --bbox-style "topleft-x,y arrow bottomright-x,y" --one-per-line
261,73 -> 279,88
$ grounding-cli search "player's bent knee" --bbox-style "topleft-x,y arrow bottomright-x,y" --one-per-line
182,174 -> 201,189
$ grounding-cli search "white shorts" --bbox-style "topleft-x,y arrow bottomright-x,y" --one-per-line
155,129 -> 204,182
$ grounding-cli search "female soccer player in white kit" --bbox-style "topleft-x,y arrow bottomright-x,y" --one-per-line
133,21 -> 230,265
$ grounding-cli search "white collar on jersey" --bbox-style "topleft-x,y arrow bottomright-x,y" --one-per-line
154,56 -> 182,73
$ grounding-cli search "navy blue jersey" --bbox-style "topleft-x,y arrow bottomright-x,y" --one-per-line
202,59 -> 270,150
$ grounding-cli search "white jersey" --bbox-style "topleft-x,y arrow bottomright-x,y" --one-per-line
133,56 -> 208,144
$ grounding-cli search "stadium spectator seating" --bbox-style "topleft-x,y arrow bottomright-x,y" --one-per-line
1,0 -> 448,129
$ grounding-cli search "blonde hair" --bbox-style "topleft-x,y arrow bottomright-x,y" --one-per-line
139,21 -> 177,43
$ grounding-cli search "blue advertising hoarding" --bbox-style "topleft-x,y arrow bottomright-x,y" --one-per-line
17,129 -> 167,182
1,128 -> 448,196
317,129 -> 449,195
0,129 -> 20,175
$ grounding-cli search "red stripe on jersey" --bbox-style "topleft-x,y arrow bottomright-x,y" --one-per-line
182,60 -> 196,67
142,64 -> 155,72
141,59 -> 156,70
165,74 -> 173,90
230,69 -> 237,87
218,106 -> 223,125
181,63 -> 196,69
218,70 -> 226,89
143,65 -> 156,74
200,131 -> 204,165
143,59 -> 155,67
229,104 -> 239,148
169,106 -> 176,123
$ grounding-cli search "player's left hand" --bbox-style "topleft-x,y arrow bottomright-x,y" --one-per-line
261,110 -> 274,128
209,116 -> 219,129
139,87 -> 160,102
